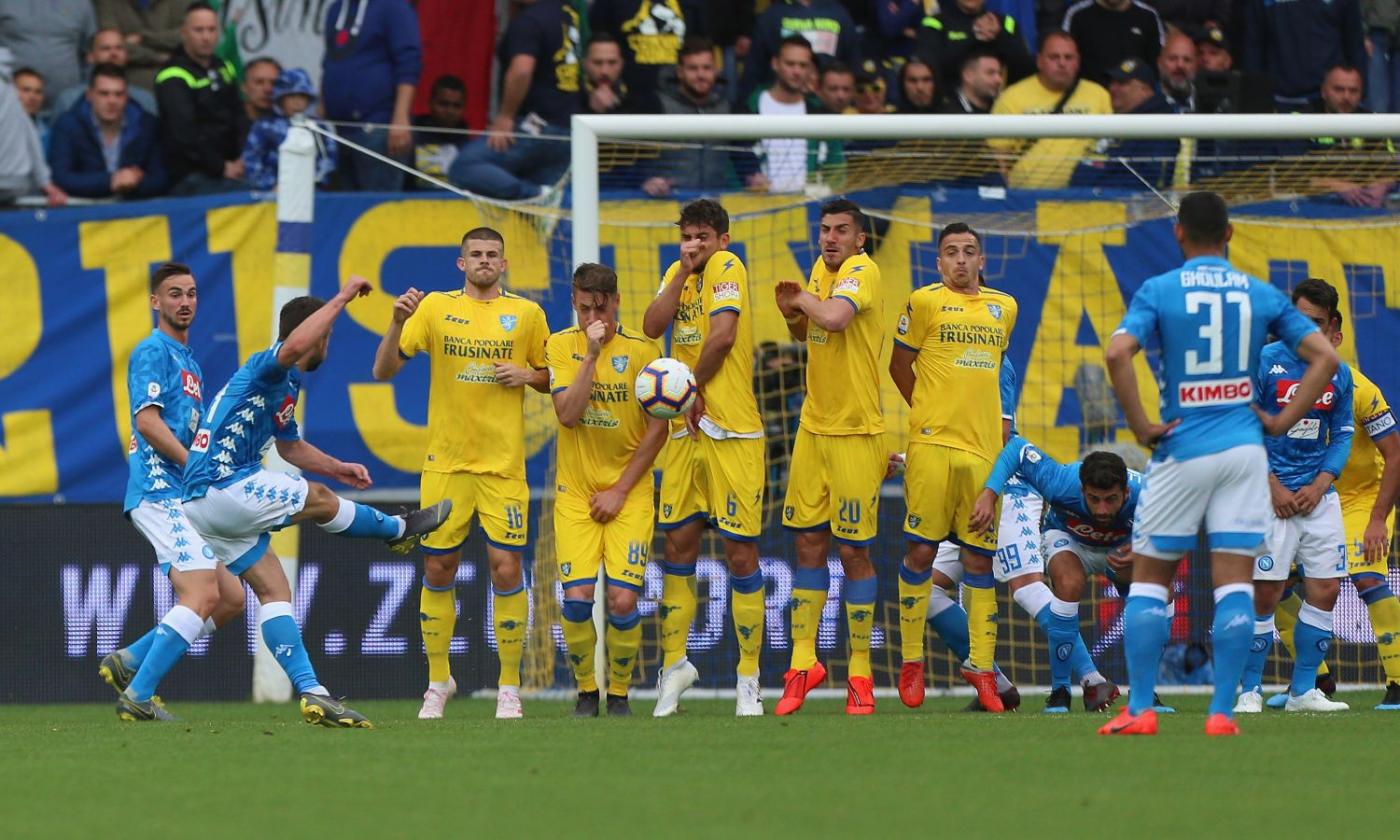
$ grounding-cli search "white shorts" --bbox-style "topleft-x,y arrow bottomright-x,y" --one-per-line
1043,528 -> 1123,579
933,492 -> 1045,584
128,498 -> 219,573
1131,444 -> 1269,560
1254,492 -> 1348,581
184,470 -> 308,572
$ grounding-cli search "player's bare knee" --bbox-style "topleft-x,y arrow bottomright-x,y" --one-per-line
665,526 -> 702,566
837,543 -> 873,578
930,568 -> 956,590
487,548 -> 523,590
794,531 -> 829,567
725,539 -> 759,576
607,586 -> 638,616
904,542 -> 936,572
301,481 -> 338,521
1306,578 -> 1341,611
242,552 -> 291,602
422,551 -> 460,588
1049,556 -> 1086,600
1254,580 -> 1285,614
961,549 -> 992,575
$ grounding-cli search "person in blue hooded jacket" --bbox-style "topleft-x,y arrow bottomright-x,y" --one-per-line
241,67 -> 337,192
47,62 -> 167,198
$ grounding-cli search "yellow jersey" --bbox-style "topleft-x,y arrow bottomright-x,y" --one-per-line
800,251 -> 885,436
896,282 -> 1018,461
659,250 -> 761,435
1335,366 -> 1397,501
546,325 -> 661,498
398,289 -> 549,478
989,75 -> 1111,189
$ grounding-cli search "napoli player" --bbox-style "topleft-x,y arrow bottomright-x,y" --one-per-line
1101,192 -> 1340,736
105,263 -> 246,719
1235,279 -> 1354,713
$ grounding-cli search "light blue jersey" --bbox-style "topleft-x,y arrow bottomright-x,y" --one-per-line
1000,357 -> 1035,499
124,330 -> 204,512
1255,341 -> 1354,492
985,434 -> 1142,547
183,343 -> 302,501
1116,256 -> 1318,461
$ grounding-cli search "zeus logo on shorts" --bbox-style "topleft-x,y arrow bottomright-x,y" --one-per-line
1178,376 -> 1251,407
274,395 -> 296,428
181,370 -> 202,399
1276,380 -> 1335,409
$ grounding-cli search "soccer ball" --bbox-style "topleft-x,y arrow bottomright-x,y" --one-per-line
635,358 -> 697,420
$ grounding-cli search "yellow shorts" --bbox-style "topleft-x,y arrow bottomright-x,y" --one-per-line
904,443 -> 999,555
555,488 -> 654,592
419,470 -> 528,553
658,433 -> 708,529
1342,491 -> 1396,579
698,433 -> 765,540
781,428 -> 884,546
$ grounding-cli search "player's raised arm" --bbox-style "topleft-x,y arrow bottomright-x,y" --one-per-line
550,320 -> 605,429
275,438 -> 372,490
775,280 -> 808,341
643,259 -> 691,339
278,275 -> 371,368
371,287 -> 425,380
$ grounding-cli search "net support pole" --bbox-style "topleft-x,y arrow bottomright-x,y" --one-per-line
252,116 -> 317,703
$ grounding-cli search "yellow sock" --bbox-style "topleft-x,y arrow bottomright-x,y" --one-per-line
561,601 -> 598,693
731,569 -> 766,677
606,612 -> 642,696
790,588 -> 824,670
493,586 -> 528,687
1276,590 -> 1302,662
419,583 -> 456,684
845,594 -> 875,680
964,574 -> 998,670
897,563 -> 932,663
659,565 -> 697,669
1365,589 -> 1400,684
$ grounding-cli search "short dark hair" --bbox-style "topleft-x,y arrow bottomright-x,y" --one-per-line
678,198 -> 729,235
13,66 -> 42,84
939,221 -> 982,249
572,263 -> 618,297
1176,191 -> 1230,245
586,31 -> 621,53
1080,450 -> 1129,491
185,2 -> 217,18
1038,28 -> 1076,53
278,296 -> 326,341
150,262 -> 193,293
899,57 -> 936,87
777,34 -> 815,61
820,60 -> 854,81
1325,63 -> 1363,82
460,227 -> 505,253
1292,278 -> 1341,324
89,63 -> 127,88
961,45 -> 1003,75
819,198 -> 865,231
678,36 -> 715,62
244,56 -> 281,77
430,74 -> 466,97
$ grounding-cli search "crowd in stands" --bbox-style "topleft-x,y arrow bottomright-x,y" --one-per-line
0,0 -> 1393,207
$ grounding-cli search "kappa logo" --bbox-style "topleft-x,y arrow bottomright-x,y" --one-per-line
611,355 -> 628,374
1224,614 -> 1251,631
499,314 -> 518,332
1270,365 -> 1287,375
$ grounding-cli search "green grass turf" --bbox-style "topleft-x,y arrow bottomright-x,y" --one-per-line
2,692 -> 1395,837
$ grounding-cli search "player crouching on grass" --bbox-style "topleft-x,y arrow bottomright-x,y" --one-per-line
116,277 -> 452,726
546,263 -> 670,717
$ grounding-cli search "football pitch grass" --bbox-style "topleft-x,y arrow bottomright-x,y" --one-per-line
3,693 -> 1394,837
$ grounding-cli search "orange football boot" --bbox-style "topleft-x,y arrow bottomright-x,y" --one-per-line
960,665 -> 1004,713
1204,713 -> 1240,736
1097,707 -> 1158,735
898,661 -> 926,708
846,676 -> 875,715
775,660 -> 827,716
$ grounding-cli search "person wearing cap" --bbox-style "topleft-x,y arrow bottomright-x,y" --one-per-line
851,69 -> 897,113
1196,21 -> 1233,72
241,68 -> 338,191
1071,58 -> 1178,188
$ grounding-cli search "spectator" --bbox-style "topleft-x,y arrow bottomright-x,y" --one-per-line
1157,29 -> 1198,111
242,57 -> 282,126
990,30 -> 1111,188
412,75 -> 468,185
155,3 -> 246,195
588,0 -> 705,104
321,0 -> 422,191
1243,0 -> 1366,108
852,69 -> 897,113
816,60 -> 856,113
741,1 -> 859,100
95,0 -> 187,92
0,47 -> 64,205
1072,58 -> 1178,187
447,0 -> 579,200
1144,0 -> 1232,32
874,0 -> 933,61
707,0 -> 756,105
646,35 -> 753,196
0,0 -> 95,115
46,63 -> 167,198
1196,21 -> 1232,72
242,68 -> 337,192
940,47 -> 1006,113
1365,0 -> 1399,112
896,56 -> 940,113
51,29 -> 159,117
745,35 -> 840,193
1062,0 -> 1165,86
915,0 -> 1034,92
13,66 -> 42,118
1298,64 -> 1397,205
579,32 -> 658,115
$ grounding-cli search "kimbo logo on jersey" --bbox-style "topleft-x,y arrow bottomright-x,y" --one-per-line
1179,376 -> 1252,407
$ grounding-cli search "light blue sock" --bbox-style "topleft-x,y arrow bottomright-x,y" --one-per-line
1032,604 -> 1099,684
123,625 -> 161,669
1124,584 -> 1171,714
1291,604 -> 1333,696
320,498 -> 404,540
259,602 -> 322,694
125,605 -> 203,702
1240,614 -> 1273,692
1209,586 -> 1255,717
1044,600 -> 1080,690
928,594 -> 971,662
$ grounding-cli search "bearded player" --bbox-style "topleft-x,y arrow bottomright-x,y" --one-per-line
643,199 -> 767,717
372,228 -> 551,720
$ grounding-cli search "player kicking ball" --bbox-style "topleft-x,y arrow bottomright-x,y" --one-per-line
774,199 -> 887,716
1102,192 -> 1339,736
102,263 -> 246,709
546,263 -> 670,717
1235,279 -> 1354,714
117,277 -> 451,725
643,199 -> 767,717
